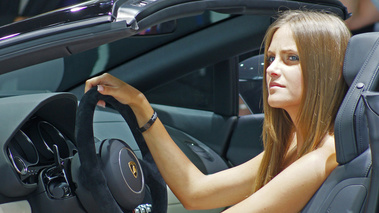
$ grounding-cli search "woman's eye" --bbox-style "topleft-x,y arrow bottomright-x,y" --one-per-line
288,55 -> 299,61
267,56 -> 275,64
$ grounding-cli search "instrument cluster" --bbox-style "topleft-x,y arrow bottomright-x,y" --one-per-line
7,116 -> 76,185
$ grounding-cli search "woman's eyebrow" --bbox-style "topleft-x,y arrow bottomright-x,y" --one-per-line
267,48 -> 298,54
280,48 -> 298,54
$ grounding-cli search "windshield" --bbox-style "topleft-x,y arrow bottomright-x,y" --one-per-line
0,10 -> 231,95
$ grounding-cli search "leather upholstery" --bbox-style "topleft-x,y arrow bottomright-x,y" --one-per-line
335,32 -> 379,165
303,32 -> 379,212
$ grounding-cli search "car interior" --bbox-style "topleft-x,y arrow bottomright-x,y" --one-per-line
303,31 -> 379,213
0,0 -> 378,212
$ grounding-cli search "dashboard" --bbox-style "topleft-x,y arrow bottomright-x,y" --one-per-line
7,117 -> 76,195
0,92 -> 227,213
0,93 -> 80,212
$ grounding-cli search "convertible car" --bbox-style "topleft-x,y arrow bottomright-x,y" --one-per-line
0,0 -> 378,212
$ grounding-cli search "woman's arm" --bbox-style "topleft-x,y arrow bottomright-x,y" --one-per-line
340,0 -> 379,31
222,135 -> 338,213
85,73 -> 263,210
142,116 -> 264,210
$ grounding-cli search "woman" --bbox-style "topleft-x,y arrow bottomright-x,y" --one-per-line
340,0 -> 379,32
85,10 -> 350,212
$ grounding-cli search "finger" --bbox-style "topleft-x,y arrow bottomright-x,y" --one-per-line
96,84 -> 119,97
97,82 -> 132,105
85,76 -> 101,93
97,100 -> 106,108
85,73 -> 113,93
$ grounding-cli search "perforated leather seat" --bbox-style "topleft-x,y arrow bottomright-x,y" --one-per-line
302,32 -> 379,212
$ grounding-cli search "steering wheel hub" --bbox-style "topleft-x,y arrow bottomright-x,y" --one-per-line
100,138 -> 145,209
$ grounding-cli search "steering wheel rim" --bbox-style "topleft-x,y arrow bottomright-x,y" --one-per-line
73,88 -> 167,213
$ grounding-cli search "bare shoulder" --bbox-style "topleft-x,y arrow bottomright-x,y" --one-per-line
319,134 -> 336,151
309,134 -> 337,166
222,135 -> 338,212
303,134 -> 337,169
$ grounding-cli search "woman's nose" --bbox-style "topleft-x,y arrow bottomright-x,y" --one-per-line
266,61 -> 281,78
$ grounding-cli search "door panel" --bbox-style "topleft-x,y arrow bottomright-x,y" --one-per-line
227,114 -> 264,166
153,104 -> 236,160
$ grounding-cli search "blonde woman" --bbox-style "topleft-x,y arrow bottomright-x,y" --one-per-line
85,10 -> 351,212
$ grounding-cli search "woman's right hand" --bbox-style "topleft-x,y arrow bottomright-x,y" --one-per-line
85,73 -> 154,127
85,73 -> 142,106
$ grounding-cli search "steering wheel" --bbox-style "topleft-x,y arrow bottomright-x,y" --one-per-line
70,88 -> 167,213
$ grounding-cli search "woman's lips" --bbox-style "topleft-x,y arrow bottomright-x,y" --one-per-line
269,82 -> 285,88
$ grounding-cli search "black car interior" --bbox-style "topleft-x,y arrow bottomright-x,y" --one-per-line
363,91 -> 379,213
355,33 -> 379,213
301,32 -> 379,212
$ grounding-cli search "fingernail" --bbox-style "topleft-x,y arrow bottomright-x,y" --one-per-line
98,102 -> 106,108
97,85 -> 104,92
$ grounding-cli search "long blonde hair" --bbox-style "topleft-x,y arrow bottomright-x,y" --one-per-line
254,10 -> 351,191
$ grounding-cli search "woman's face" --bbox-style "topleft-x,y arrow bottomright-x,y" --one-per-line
266,25 -> 303,116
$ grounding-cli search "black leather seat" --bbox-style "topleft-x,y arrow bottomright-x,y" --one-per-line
302,32 -> 379,212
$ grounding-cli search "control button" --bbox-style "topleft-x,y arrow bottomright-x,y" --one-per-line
134,204 -> 152,213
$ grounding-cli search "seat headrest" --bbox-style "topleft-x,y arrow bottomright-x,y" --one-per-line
335,32 -> 379,164
343,33 -> 379,86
